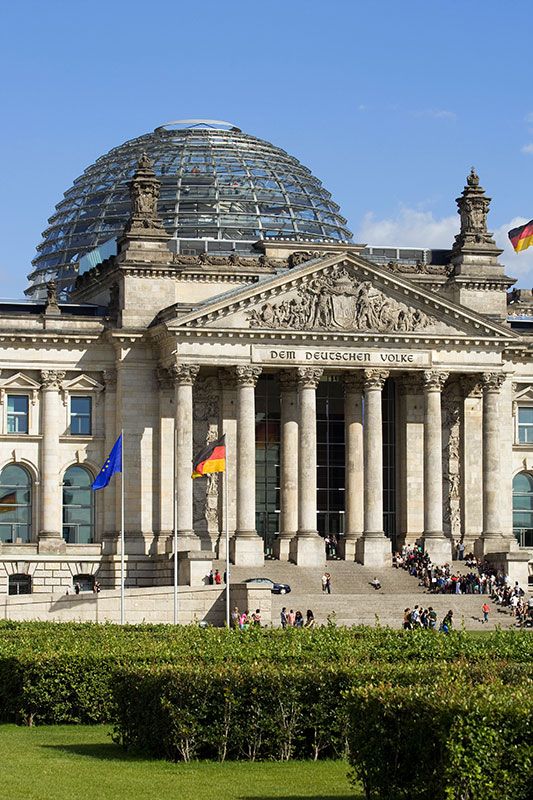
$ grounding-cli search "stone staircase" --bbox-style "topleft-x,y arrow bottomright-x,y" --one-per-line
215,559 -> 521,630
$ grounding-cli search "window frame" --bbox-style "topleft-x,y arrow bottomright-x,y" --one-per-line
6,394 -> 30,435
69,395 -> 92,436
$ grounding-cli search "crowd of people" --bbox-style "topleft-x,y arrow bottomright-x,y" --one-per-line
395,542 -> 533,627
280,607 -> 315,628
402,604 -> 454,632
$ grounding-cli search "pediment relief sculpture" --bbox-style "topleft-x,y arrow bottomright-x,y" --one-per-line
246,266 -> 431,333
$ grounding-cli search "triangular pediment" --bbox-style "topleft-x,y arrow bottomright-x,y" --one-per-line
514,384 -> 533,402
63,374 -> 104,393
0,372 -> 41,391
165,252 -> 518,342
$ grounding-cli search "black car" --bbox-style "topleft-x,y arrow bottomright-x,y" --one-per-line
244,577 -> 291,595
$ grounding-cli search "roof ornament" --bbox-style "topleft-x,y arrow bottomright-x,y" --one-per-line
44,280 -> 60,315
124,153 -> 166,236
451,167 -> 497,254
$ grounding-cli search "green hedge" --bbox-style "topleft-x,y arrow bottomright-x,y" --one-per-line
1,622 -> 532,726
346,682 -> 533,800
111,662 -> 533,763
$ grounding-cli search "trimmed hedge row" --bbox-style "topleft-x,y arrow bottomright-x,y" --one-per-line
1,622 -> 532,726
347,682 -> 533,800
111,662 -> 533,763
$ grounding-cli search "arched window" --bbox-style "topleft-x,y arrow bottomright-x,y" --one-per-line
63,465 -> 94,544
512,472 -> 533,548
0,464 -> 32,543
72,574 -> 94,593
9,574 -> 31,595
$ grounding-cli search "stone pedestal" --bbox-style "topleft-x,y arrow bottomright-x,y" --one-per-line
484,550 -> 530,588
178,550 -> 213,587
37,533 -> 66,554
230,535 -> 265,567
356,535 -> 391,568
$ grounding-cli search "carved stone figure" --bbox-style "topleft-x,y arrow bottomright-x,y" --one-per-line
452,168 -> 497,252
192,376 -> 220,537
442,388 -> 461,539
124,153 -> 165,234
246,266 -> 431,333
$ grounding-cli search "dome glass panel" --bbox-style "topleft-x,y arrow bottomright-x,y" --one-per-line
27,121 -> 352,298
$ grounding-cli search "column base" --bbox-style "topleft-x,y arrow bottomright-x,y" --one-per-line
356,534 -> 391,568
423,535 -> 453,564
230,533 -> 264,566
478,532 -> 518,557
484,550 -> 530,587
38,533 -> 66,554
337,535 -> 360,561
273,534 -> 295,561
290,533 -> 325,567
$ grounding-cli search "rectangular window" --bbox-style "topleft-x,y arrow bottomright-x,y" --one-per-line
518,407 -> 533,443
7,395 -> 29,434
70,396 -> 92,435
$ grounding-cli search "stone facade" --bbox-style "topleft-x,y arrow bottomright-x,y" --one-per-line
0,163 -> 532,598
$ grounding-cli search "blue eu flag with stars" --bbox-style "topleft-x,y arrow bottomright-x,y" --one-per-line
92,434 -> 122,490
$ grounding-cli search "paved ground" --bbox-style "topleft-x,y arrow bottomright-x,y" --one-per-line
218,559 -> 526,630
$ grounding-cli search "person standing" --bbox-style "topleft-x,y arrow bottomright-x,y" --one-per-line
321,571 -> 328,593
287,608 -> 296,627
325,572 -> 332,594
305,609 -> 315,628
280,607 -> 288,629
481,601 -> 490,624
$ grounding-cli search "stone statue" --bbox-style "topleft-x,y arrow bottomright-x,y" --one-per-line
124,153 -> 165,234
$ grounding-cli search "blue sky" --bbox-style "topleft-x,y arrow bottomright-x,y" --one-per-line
1,0 -> 533,297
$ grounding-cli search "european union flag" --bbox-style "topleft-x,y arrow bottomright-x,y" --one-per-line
92,434 -> 122,490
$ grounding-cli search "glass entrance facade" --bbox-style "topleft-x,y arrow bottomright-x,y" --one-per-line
254,374 -> 397,555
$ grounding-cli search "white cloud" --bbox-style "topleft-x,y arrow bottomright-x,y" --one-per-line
356,207 -> 458,249
521,143 -> 533,154
525,112 -> 533,124
356,207 -> 533,287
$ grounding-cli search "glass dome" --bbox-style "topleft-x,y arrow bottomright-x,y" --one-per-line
27,120 -> 352,298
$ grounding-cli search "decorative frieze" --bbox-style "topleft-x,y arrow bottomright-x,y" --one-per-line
246,266 -> 431,333
193,376 -> 221,535
442,387 -> 461,540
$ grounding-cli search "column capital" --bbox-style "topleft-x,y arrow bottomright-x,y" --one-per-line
235,365 -> 262,387
40,369 -> 66,390
171,363 -> 200,386
363,369 -> 389,390
460,374 -> 483,398
297,367 -> 323,389
279,370 -> 299,392
217,368 -> 235,390
482,372 -> 505,393
344,372 -> 365,394
103,368 -> 117,390
423,370 -> 449,392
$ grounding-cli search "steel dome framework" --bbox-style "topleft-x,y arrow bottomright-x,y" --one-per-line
28,121 -> 352,298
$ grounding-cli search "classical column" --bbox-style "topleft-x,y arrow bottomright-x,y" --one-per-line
101,369 -> 118,550
356,369 -> 391,567
39,369 -> 66,553
397,374 -> 424,549
172,363 -> 199,550
340,373 -> 364,561
422,370 -> 451,562
231,365 -> 264,566
481,372 -> 505,549
293,367 -> 324,567
274,370 -> 299,561
218,369 -> 237,560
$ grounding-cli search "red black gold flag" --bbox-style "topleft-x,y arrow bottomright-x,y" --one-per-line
508,220 -> 533,253
0,491 -> 17,513
192,435 -> 226,478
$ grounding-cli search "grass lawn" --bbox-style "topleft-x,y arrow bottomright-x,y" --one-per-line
0,724 -> 358,800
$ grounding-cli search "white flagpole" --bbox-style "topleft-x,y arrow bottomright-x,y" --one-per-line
173,424 -> 178,625
225,437 -> 230,628
120,429 -> 125,625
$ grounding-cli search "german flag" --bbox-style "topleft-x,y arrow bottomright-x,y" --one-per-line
0,491 -> 17,513
192,435 -> 226,478
509,220 -> 533,253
